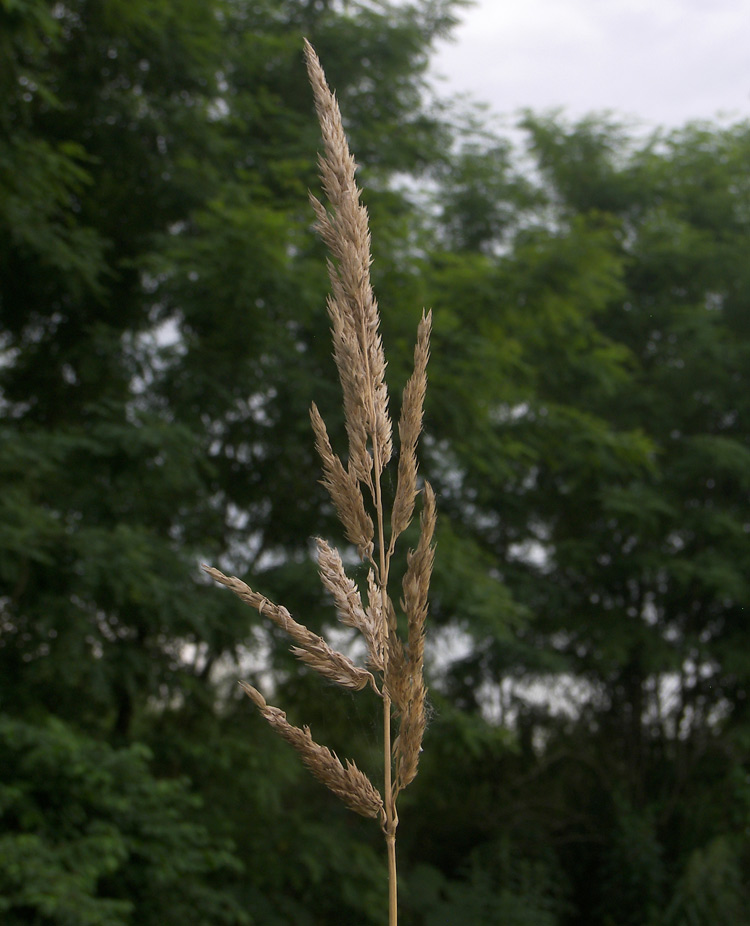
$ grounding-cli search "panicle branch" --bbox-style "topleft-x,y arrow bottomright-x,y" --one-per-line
310,402 -> 374,562
316,537 -> 384,672
393,482 -> 436,794
391,310 -> 432,550
203,565 -> 376,692
303,37 -> 392,481
240,682 -> 384,821
402,481 -> 436,672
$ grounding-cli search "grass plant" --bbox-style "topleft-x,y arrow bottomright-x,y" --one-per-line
203,40 -> 435,925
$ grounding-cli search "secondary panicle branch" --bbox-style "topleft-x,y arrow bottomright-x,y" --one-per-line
316,537 -> 384,672
393,483 -> 436,794
391,310 -> 432,550
402,481 -> 436,667
240,682 -> 385,821
203,565 -> 375,692
310,403 -> 374,561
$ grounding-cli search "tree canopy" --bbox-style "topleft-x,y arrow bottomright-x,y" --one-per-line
2,1 -> 750,924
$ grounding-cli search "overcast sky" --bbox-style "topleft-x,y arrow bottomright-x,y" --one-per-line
431,0 -> 750,131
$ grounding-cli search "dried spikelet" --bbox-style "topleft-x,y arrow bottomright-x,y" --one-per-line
310,402 -> 374,560
240,682 -> 384,820
401,482 -> 436,667
303,37 -> 392,474
316,538 -> 384,671
364,570 -> 399,652
393,680 -> 426,794
321,290 -> 372,488
391,482 -> 436,790
368,581 -> 408,715
289,642 -> 376,692
203,565 -> 375,691
384,643 -> 411,716
391,310 -> 432,548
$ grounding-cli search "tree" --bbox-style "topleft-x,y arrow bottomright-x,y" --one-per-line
414,115 -> 750,924
0,1 -> 463,922
6,1 -> 750,922
0,715 -> 247,926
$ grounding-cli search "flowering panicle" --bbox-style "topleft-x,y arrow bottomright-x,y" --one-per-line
204,39 -> 436,926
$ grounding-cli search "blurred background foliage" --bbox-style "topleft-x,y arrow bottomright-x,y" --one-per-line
2,0 -> 750,923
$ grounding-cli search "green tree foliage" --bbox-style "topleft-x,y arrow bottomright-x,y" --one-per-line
0,715 -> 245,925
3,0 -> 750,923
0,0 -> 461,922
417,115 -> 750,923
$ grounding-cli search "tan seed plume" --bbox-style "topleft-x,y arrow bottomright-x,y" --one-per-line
402,481 -> 436,671
239,682 -> 384,821
310,402 -> 374,561
202,565 -> 375,692
303,37 -> 392,481
391,310 -> 432,550
316,537 -> 384,672
393,482 -> 436,792
205,41 -> 437,926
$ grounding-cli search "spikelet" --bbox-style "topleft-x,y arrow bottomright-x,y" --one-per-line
392,483 -> 436,792
402,482 -> 436,672
392,682 -> 426,795
391,310 -> 432,548
240,683 -> 384,821
310,402 -> 374,561
316,538 -> 384,672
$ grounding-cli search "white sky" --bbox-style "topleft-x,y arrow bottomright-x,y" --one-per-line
431,0 -> 750,131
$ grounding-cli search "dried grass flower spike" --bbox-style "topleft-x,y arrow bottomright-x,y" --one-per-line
204,39 -> 436,926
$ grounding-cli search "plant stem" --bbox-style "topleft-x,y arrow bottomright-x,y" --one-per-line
382,690 -> 398,924
376,464 -> 398,924
386,828 -> 398,926
374,439 -> 399,923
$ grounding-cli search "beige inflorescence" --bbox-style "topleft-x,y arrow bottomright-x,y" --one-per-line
203,40 -> 436,888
